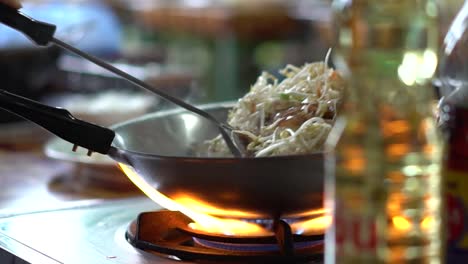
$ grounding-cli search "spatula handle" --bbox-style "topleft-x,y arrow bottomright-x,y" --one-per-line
0,3 -> 56,45
0,89 -> 115,154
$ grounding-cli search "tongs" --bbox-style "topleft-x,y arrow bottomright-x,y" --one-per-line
0,3 -> 245,157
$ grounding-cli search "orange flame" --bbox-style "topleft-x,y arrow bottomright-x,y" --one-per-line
173,195 -> 263,219
119,163 -> 327,236
119,163 -> 269,236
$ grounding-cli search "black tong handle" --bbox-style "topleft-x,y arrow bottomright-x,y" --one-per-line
0,3 -> 242,157
0,4 -> 115,155
0,90 -> 115,154
0,2 -> 55,45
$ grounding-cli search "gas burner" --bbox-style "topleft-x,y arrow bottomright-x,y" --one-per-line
126,210 -> 323,263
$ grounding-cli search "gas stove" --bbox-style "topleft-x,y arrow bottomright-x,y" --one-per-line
0,197 -> 174,264
0,149 -> 324,264
0,197 -> 323,264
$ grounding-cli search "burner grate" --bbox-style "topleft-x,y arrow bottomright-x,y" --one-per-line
125,210 -> 323,263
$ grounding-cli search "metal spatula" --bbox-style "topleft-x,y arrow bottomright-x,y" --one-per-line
0,3 -> 245,157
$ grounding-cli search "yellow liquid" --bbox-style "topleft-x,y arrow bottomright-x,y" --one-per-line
329,106 -> 443,263
326,0 -> 443,263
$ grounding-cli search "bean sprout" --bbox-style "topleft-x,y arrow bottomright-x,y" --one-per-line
201,60 -> 346,157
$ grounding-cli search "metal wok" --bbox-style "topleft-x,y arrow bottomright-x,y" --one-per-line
0,91 -> 324,219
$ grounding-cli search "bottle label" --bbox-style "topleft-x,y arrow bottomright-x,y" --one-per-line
446,106 -> 468,171
446,170 -> 468,262
333,197 -> 377,258
445,106 -> 468,259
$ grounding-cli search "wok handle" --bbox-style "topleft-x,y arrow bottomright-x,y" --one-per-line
0,89 -> 115,154
0,3 -> 56,46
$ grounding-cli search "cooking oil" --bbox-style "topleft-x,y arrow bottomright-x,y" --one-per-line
325,0 -> 444,263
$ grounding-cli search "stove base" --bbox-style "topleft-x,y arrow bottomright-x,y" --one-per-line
126,211 -> 323,263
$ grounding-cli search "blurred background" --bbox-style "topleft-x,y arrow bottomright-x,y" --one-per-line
0,0 -> 464,135
0,0 -> 465,209
0,0 -> 335,140
0,0 -> 338,211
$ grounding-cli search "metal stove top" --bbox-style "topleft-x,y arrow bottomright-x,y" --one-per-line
0,151 -> 323,264
0,197 -> 189,264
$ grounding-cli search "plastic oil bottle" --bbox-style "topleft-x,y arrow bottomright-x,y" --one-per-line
438,0 -> 468,262
324,0 -> 444,263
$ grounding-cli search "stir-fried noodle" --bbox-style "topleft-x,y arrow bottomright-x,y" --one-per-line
201,59 -> 346,157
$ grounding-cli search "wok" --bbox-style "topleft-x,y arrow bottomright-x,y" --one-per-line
0,91 -> 324,219
0,4 -> 324,219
